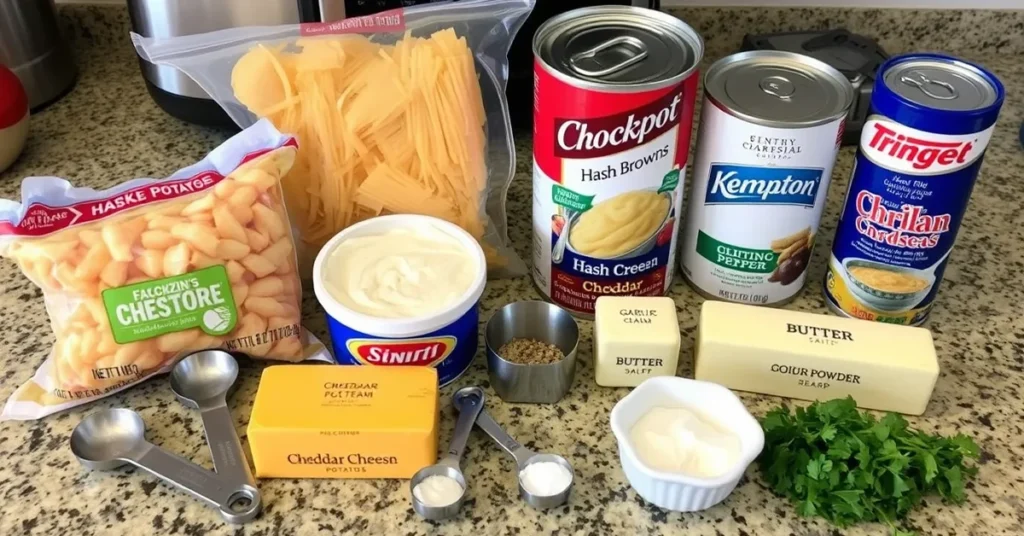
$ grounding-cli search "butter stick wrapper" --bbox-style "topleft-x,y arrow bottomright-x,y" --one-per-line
695,301 -> 939,415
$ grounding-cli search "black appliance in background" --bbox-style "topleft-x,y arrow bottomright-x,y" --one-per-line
741,29 -> 889,145
301,1 -> 662,129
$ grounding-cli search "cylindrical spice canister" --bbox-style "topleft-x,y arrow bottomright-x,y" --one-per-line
824,53 -> 1004,325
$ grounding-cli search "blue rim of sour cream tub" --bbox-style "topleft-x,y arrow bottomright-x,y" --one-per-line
312,214 -> 487,339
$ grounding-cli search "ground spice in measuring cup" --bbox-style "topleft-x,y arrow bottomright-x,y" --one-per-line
497,338 -> 564,365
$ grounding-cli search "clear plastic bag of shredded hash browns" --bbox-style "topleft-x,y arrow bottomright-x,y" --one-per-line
0,120 -> 331,420
132,0 -> 534,279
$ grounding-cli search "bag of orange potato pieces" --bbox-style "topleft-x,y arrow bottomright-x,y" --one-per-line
0,120 -> 329,420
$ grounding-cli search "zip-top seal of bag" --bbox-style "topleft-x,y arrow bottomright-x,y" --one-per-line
0,120 -> 332,421
131,0 -> 536,279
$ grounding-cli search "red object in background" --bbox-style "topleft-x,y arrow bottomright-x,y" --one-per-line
0,65 -> 29,129
0,64 -> 30,173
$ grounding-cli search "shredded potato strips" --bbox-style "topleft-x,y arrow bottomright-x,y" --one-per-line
231,29 -> 496,274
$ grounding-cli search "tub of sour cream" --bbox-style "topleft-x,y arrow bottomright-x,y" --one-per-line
313,215 -> 486,386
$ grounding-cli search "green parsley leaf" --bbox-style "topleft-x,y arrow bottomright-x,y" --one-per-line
872,423 -> 891,442
832,489 -> 864,505
757,397 -> 980,535
943,466 -> 964,501
890,472 -> 911,498
807,458 -> 823,480
922,453 -> 939,483
762,411 -> 787,432
799,498 -> 818,517
951,434 -> 980,458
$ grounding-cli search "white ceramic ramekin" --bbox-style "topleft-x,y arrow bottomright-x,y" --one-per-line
609,376 -> 764,512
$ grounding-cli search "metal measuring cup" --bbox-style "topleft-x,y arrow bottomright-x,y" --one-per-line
70,408 -> 261,524
456,394 -> 574,509
170,350 -> 255,489
409,386 -> 486,520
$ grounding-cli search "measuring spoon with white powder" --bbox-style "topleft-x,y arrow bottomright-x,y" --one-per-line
454,389 -> 574,509
410,386 -> 486,520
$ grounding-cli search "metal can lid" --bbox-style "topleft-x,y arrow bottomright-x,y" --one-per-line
882,58 -> 998,111
533,6 -> 703,91
704,50 -> 854,128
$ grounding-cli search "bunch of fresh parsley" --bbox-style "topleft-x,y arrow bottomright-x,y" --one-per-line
758,397 -> 980,536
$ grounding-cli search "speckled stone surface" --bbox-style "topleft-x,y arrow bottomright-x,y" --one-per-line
1,5 -> 1022,536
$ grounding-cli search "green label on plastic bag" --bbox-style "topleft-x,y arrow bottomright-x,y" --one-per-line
552,184 -> 595,212
102,266 -> 237,344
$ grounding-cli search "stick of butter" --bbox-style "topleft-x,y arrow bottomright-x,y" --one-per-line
695,301 -> 939,415
248,366 -> 438,478
594,296 -> 681,387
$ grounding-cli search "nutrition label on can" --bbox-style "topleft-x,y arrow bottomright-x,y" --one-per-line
680,101 -> 844,305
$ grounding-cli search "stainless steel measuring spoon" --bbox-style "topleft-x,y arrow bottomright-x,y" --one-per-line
467,401 -> 574,509
409,386 -> 486,520
70,408 -> 261,524
170,350 -> 255,489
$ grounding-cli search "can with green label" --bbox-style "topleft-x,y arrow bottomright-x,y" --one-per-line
679,51 -> 854,306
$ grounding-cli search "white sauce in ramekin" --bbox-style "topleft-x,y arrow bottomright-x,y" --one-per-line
628,406 -> 742,479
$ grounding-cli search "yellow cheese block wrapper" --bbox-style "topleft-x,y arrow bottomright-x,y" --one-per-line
248,365 -> 439,479
0,120 -> 331,420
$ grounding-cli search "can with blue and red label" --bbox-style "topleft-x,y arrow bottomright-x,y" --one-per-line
823,53 -> 1004,325
312,215 -> 486,386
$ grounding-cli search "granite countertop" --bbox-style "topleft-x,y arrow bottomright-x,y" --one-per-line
1,5 -> 1023,536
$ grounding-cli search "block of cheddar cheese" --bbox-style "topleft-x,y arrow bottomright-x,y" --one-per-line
248,365 -> 439,478
695,301 -> 939,415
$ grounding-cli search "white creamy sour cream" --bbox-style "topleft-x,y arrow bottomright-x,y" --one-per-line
628,406 -> 742,479
412,474 -> 464,507
323,226 -> 477,318
519,461 -> 573,497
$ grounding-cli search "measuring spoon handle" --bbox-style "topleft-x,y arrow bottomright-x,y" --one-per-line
447,387 -> 486,463
199,404 -> 255,488
131,442 -> 260,524
131,442 -> 233,508
473,409 -> 534,468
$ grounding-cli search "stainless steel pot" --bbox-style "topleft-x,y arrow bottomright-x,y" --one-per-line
127,0 -> 305,127
0,0 -> 76,110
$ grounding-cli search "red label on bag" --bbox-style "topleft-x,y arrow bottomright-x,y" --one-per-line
0,138 -> 297,237
0,173 -> 223,236
300,9 -> 405,36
